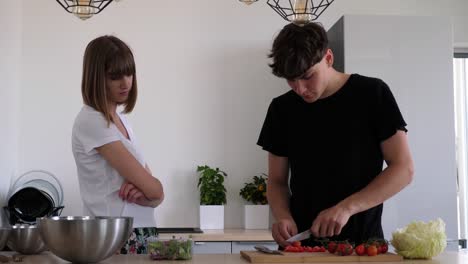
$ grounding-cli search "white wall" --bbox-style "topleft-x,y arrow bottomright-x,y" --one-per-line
329,15 -> 458,239
323,0 -> 468,47
5,0 -> 468,228
0,1 -> 21,214
453,16 -> 468,48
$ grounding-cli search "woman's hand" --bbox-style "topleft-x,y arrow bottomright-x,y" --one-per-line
97,141 -> 164,201
119,181 -> 163,207
119,182 -> 145,203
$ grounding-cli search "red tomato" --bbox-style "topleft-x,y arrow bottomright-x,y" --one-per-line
367,245 -> 378,256
380,244 -> 388,254
337,243 -> 353,256
284,245 -> 295,252
327,241 -> 337,254
292,241 -> 301,247
304,246 -> 313,252
377,246 -> 383,254
286,245 -> 301,252
355,244 -> 366,256
369,239 -> 389,254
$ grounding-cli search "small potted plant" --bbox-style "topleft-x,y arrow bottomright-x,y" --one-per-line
197,165 -> 227,230
239,173 -> 269,229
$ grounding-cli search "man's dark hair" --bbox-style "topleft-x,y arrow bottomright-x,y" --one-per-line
268,22 -> 329,80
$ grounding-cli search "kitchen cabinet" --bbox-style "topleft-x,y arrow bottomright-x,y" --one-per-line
193,242 -> 231,254
159,229 -> 277,254
193,241 -> 278,254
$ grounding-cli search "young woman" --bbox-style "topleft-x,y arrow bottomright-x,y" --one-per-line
72,35 -> 164,229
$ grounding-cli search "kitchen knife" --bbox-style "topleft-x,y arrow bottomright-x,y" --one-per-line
286,230 -> 311,243
254,245 -> 284,255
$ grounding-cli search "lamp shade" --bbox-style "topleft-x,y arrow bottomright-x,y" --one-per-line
267,0 -> 335,25
56,0 -> 114,20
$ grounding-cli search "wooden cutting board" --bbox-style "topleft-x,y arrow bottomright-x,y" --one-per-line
240,251 -> 403,263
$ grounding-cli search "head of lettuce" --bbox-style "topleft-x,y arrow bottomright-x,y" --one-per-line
391,218 -> 447,259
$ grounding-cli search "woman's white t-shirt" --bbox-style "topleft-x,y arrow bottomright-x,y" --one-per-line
72,105 -> 155,227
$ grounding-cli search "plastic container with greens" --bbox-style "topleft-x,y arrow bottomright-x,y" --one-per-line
148,236 -> 193,260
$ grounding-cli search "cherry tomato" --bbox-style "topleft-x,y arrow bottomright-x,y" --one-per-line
292,241 -> 301,248
284,245 -> 295,252
367,245 -> 378,256
337,243 -> 353,256
355,244 -> 366,256
304,246 -> 313,252
327,241 -> 337,254
380,244 -> 388,254
377,246 -> 383,254
369,239 -> 389,254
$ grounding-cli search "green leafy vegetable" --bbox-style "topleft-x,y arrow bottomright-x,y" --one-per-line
148,237 -> 193,260
391,218 -> 447,259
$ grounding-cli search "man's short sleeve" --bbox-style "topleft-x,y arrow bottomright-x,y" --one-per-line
257,99 -> 288,157
374,80 -> 408,142
74,111 -> 120,154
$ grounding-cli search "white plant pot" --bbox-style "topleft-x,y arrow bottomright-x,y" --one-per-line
200,205 -> 224,230
244,205 -> 269,229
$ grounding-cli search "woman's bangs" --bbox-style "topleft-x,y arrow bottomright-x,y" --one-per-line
106,51 -> 135,77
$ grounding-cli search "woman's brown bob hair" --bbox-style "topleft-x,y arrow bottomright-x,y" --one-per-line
81,35 -> 137,125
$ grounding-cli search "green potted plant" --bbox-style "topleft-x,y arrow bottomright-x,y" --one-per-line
197,165 -> 227,229
239,173 -> 270,229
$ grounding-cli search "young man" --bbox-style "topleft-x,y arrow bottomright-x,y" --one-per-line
257,22 -> 414,247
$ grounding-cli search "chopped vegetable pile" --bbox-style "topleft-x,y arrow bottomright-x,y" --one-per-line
284,238 -> 389,256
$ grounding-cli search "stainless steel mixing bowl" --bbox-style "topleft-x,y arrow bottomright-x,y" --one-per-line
0,227 -> 10,251
38,216 -> 133,263
7,224 -> 47,254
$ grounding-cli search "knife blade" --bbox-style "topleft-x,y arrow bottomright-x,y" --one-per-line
286,230 -> 312,243
254,245 -> 284,255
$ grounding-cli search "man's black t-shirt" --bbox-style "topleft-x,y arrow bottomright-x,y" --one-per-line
257,74 -> 407,244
